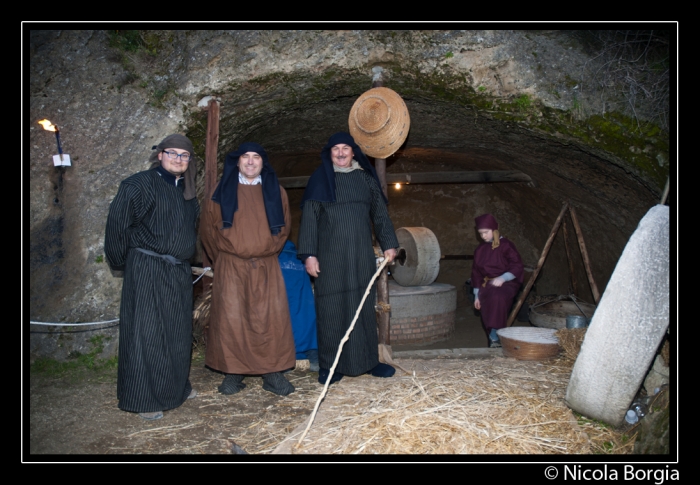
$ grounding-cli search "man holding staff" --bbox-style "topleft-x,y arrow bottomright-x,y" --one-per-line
297,132 -> 399,385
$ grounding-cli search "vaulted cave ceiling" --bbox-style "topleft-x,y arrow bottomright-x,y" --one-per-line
187,69 -> 664,234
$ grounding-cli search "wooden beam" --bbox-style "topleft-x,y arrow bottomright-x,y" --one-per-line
371,75 -> 391,347
375,158 -> 388,199
569,206 -> 601,305
441,255 -> 474,260
278,170 -> 532,188
204,99 -> 220,200
562,218 -> 578,296
201,98 -> 220,292
387,171 -> 532,184
375,157 -> 390,346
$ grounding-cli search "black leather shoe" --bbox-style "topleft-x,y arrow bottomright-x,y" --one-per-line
318,368 -> 343,385
367,363 -> 395,378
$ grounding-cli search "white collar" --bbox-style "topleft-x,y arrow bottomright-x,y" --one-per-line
238,172 -> 262,185
333,159 -> 364,173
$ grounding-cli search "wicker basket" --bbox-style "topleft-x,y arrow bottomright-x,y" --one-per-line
496,327 -> 560,361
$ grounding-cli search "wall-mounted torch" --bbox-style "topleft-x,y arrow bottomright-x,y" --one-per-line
38,119 -> 70,166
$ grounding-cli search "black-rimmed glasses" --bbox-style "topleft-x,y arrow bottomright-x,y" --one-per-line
163,150 -> 191,162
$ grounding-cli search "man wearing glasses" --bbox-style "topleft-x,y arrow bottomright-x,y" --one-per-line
105,134 -> 200,421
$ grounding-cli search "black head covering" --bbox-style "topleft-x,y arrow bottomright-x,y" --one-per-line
300,132 -> 387,207
149,134 -> 197,200
211,142 -> 285,234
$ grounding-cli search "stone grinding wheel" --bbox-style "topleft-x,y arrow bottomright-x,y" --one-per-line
392,227 -> 441,287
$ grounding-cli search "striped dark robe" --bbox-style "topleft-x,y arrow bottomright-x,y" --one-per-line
297,170 -> 398,376
104,169 -> 199,413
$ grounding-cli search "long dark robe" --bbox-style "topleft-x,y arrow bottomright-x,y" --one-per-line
104,169 -> 199,413
200,184 -> 295,375
297,170 -> 399,376
471,237 -> 524,330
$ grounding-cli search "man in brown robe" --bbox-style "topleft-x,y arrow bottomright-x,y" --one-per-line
200,142 -> 296,396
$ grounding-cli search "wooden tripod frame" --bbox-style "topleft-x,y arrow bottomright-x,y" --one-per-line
506,202 -> 600,327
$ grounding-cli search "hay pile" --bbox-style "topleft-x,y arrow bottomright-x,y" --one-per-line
192,288 -> 212,347
555,328 -> 588,366
279,357 -> 599,454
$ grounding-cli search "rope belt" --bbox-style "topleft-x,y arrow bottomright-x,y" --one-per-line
482,276 -> 492,288
135,247 -> 184,265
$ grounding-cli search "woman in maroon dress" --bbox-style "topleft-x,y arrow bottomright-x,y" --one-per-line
471,214 -> 524,347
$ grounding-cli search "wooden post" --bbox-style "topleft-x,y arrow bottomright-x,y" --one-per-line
375,158 -> 388,198
562,218 -> 578,296
370,75 -> 391,346
201,98 -> 220,293
204,98 -> 220,200
568,206 -> 601,304
375,156 -> 390,346
507,202 -> 569,327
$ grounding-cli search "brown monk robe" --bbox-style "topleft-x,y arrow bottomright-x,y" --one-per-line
200,143 -> 295,395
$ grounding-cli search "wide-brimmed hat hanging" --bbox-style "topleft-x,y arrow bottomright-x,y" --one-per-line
348,87 -> 410,159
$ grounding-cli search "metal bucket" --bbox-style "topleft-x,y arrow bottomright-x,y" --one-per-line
565,314 -> 589,329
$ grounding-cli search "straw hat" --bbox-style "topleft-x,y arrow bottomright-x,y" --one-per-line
348,87 -> 410,159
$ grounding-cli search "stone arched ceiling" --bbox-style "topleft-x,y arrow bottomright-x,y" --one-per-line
182,63 -> 666,305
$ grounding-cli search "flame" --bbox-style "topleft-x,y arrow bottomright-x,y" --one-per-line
38,119 -> 57,132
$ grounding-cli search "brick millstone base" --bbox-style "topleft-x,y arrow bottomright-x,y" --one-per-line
389,310 -> 455,344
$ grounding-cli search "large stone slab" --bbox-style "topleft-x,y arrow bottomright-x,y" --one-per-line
565,205 -> 670,426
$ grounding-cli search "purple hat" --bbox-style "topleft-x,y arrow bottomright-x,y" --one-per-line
475,213 -> 498,230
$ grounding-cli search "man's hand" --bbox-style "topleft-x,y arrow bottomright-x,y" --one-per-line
305,256 -> 320,278
489,276 -> 505,287
383,248 -> 397,264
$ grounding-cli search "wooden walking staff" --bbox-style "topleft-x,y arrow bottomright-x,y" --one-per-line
506,202 -> 569,327
201,98 -> 220,292
297,258 -> 391,447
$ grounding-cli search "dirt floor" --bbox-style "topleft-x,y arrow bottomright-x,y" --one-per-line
26,309 -> 639,461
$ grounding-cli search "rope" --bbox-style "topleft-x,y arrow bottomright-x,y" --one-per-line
30,267 -> 213,327
30,319 -> 120,327
297,257 -> 390,447
192,267 -> 211,285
